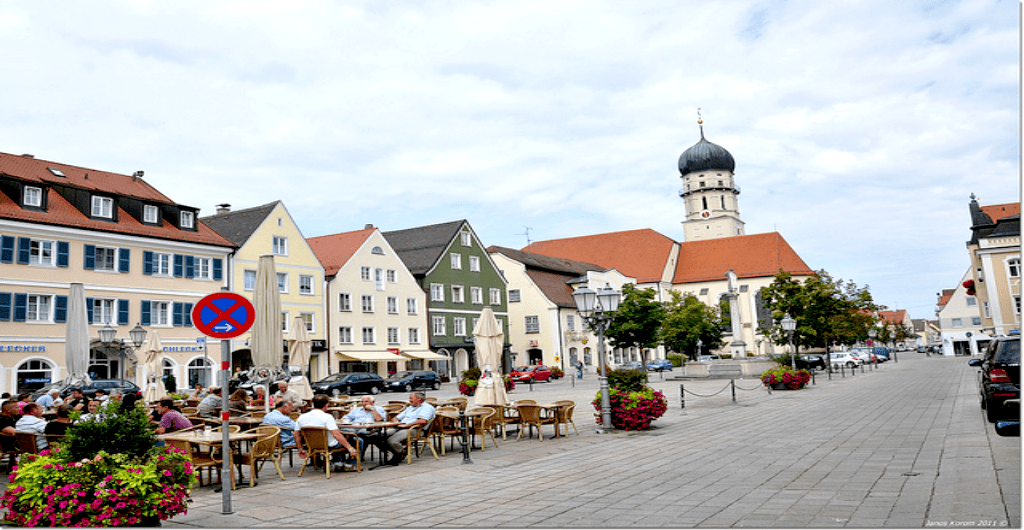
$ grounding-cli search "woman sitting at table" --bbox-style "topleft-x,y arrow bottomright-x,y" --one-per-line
250,385 -> 268,407
228,389 -> 250,416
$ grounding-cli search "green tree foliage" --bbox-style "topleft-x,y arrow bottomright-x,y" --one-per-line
64,401 -> 156,461
759,269 -> 881,354
659,291 -> 724,359
607,367 -> 648,392
605,284 -> 664,365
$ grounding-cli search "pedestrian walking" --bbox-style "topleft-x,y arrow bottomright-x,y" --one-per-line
576,360 -> 584,379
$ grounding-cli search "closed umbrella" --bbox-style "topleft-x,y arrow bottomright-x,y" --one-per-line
287,316 -> 315,401
473,306 -> 509,406
64,283 -> 91,388
251,255 -> 283,372
141,331 -> 164,403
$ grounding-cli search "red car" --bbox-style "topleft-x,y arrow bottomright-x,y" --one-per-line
510,365 -> 553,383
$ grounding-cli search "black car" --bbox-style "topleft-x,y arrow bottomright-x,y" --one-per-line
47,379 -> 142,400
800,354 -> 826,371
969,336 -> 1020,423
385,370 -> 442,392
311,372 -> 385,396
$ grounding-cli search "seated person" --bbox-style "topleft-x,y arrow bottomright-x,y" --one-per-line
65,388 -> 88,412
35,389 -> 62,409
342,396 -> 386,462
196,387 -> 222,418
261,401 -> 306,459
78,399 -> 102,422
369,391 -> 435,466
0,401 -> 21,453
15,403 -> 48,451
228,389 -> 250,416
250,385 -> 268,407
93,389 -> 108,403
189,383 -> 207,400
154,399 -> 193,434
296,394 -> 358,472
273,382 -> 302,408
44,405 -> 74,436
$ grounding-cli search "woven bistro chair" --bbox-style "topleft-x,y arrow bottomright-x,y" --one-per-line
431,407 -> 461,455
465,408 -> 498,451
236,426 -> 285,487
515,404 -> 546,441
447,397 -> 469,411
164,437 -> 222,488
297,426 -> 360,478
479,404 -> 518,440
404,420 -> 439,464
550,400 -> 579,437
14,431 -> 41,454
382,403 -> 405,421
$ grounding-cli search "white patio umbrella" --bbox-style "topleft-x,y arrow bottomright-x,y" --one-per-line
287,316 -> 315,402
141,331 -> 164,402
473,306 -> 509,406
63,283 -> 91,388
251,254 -> 283,372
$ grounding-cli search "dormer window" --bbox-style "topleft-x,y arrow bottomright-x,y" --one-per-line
23,186 -> 42,207
143,205 -> 159,224
180,211 -> 194,229
371,246 -> 385,255
91,196 -> 113,218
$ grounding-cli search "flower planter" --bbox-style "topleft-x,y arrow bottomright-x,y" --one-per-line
771,382 -> 804,390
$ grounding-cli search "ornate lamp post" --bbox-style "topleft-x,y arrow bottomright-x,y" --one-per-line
573,283 -> 621,433
98,323 -> 148,382
781,314 -> 797,370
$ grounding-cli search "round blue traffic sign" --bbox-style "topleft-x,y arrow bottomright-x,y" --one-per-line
192,292 -> 256,339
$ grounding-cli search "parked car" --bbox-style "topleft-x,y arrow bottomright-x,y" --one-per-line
872,347 -> 891,361
917,346 -> 928,353
385,370 -> 442,392
850,348 -> 878,364
311,372 -> 385,396
647,359 -> 674,372
829,352 -> 863,369
621,361 -> 645,371
509,365 -> 553,383
54,379 -> 142,400
800,354 -> 826,371
969,336 -> 1020,423
697,355 -> 722,362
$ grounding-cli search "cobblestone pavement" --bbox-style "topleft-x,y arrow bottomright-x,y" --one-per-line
151,354 -> 1018,527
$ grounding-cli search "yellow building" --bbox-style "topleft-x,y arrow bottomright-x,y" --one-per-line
966,197 -> 1020,337
0,152 -> 235,394
201,202 -> 328,381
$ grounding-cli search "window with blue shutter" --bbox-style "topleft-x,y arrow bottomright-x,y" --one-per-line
213,258 -> 223,281
173,254 -> 184,277
0,236 -> 13,263
86,298 -> 94,323
56,241 -> 69,268
184,303 -> 193,327
84,245 -> 96,270
0,292 -> 10,321
118,299 -> 129,325
140,300 -> 151,326
172,302 -> 183,326
17,238 -> 30,264
185,255 -> 194,279
13,293 -> 27,322
143,251 -> 154,275
54,295 -> 67,323
118,248 -> 130,273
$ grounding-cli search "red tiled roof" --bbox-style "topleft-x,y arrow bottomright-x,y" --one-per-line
878,309 -> 908,325
937,288 -> 955,308
522,229 -> 677,283
673,232 -> 814,283
981,202 -> 1020,221
0,152 -> 233,247
307,228 -> 375,277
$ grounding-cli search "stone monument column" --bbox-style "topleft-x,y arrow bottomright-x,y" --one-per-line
725,269 -> 746,358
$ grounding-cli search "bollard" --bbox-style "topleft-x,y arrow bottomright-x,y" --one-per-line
861,363 -> 865,374
460,409 -> 472,464
529,378 -> 534,392
731,378 -> 736,403
680,383 -> 685,409
571,373 -> 575,388
850,364 -> 855,376
811,370 -> 816,385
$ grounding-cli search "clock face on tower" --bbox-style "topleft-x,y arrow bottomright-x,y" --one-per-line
700,210 -> 711,219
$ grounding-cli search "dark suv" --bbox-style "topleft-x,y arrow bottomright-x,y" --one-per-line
969,336 -> 1020,422
385,370 -> 442,392
311,372 -> 385,396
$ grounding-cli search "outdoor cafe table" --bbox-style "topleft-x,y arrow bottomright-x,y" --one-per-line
208,416 -> 265,430
541,402 -> 568,438
339,420 -> 400,467
157,430 -> 260,489
435,409 -> 491,451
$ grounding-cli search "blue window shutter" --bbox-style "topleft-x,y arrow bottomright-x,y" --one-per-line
184,303 -> 193,327
54,295 -> 67,323
83,245 -> 96,270
118,248 -> 130,273
118,299 -> 129,325
13,293 -> 27,322
172,302 -> 183,327
173,254 -> 184,278
56,241 -> 69,268
0,236 -> 13,263
86,298 -> 94,324
143,251 -> 154,275
0,292 -> 10,321
213,258 -> 223,281
141,300 -> 151,326
185,255 -> 194,279
17,238 -> 30,264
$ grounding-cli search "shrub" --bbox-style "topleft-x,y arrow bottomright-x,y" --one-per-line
666,354 -> 685,367
64,401 -> 155,462
607,368 -> 648,393
592,388 -> 668,430
458,380 -> 477,396
459,367 -> 481,381
773,353 -> 810,371
760,366 -> 811,389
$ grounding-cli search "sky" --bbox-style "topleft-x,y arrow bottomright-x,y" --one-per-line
0,0 -> 1018,321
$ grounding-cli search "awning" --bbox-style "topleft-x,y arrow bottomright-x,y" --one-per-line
402,350 -> 449,361
336,350 -> 409,362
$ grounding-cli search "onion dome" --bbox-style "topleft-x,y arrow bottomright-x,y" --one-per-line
678,132 -> 735,176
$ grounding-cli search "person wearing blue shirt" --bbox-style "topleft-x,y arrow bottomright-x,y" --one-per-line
34,389 -> 61,409
342,396 -> 386,462
370,391 -> 435,466
261,400 -> 306,460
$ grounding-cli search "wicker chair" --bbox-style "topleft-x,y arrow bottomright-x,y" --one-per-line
236,426 -> 285,487
432,408 -> 462,455
382,404 -> 405,421
0,433 -> 19,471
164,437 -> 222,488
465,408 -> 498,451
448,397 -> 469,411
515,404 -> 546,441
297,427 -> 359,478
404,421 -> 439,464
549,400 -> 579,437
479,404 -> 517,440
14,431 -> 41,454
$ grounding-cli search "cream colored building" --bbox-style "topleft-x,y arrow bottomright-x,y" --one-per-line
936,268 -> 991,356
201,201 -> 328,381
0,152 -> 235,394
308,226 -> 437,379
966,197 -> 1020,337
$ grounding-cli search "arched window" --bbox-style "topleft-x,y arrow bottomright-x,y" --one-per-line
371,246 -> 385,255
583,347 -> 592,366
187,358 -> 213,388
17,359 -> 54,394
88,350 -> 118,380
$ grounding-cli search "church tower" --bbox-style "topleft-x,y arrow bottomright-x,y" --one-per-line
679,115 -> 745,242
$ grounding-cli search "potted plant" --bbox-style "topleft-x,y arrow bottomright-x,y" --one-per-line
2,401 -> 197,527
591,367 -> 668,431
760,366 -> 811,390
458,368 -> 481,396
550,367 -> 564,379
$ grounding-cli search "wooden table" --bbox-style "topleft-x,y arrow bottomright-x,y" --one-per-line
339,421 -> 400,466
541,403 -> 567,438
207,416 -> 265,430
158,431 -> 260,489
435,409 -> 491,451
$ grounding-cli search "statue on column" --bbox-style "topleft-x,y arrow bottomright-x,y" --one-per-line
724,269 -> 747,358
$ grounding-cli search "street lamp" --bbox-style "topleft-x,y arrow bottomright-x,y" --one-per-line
573,283 -> 621,433
98,323 -> 147,382
781,314 -> 797,370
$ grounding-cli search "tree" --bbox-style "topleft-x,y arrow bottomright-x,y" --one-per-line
605,284 -> 664,365
659,291 -> 724,359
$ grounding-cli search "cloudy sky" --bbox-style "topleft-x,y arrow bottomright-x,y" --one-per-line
0,0 -> 1017,320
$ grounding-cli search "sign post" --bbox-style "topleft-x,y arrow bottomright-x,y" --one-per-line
192,290 -> 255,516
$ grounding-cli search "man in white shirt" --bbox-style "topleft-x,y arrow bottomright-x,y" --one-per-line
15,403 -> 48,451
296,394 -> 358,472
273,382 -> 302,408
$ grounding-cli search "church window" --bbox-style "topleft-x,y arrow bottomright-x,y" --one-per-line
721,196 -> 726,209
699,181 -> 705,188
702,197 -> 708,210
718,180 -> 723,186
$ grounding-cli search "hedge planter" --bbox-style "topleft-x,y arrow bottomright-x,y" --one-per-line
592,388 -> 668,431
761,367 -> 811,390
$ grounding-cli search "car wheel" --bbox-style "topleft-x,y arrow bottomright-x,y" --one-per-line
404,383 -> 413,392
985,397 -> 1001,423
370,385 -> 380,395
846,362 -> 855,368
432,381 -> 441,390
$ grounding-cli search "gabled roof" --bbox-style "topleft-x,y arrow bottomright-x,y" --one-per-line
522,229 -> 677,284
673,232 -> 814,283
981,202 -> 1020,222
200,201 -> 280,247
937,288 -> 955,309
382,220 -> 466,276
878,309 -> 908,325
0,152 -> 233,247
307,228 -> 375,277
487,246 -> 605,276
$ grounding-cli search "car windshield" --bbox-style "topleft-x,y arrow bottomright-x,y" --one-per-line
513,366 -> 529,372
388,371 -> 415,380
317,373 -> 348,384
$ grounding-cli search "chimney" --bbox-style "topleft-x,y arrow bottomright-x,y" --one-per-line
132,171 -> 144,182
21,154 -> 34,158
216,204 -> 231,214
365,224 -> 374,229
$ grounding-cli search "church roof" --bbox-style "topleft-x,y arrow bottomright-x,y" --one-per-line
672,232 -> 813,283
522,228 -> 678,284
981,202 -> 1020,222
678,134 -> 735,175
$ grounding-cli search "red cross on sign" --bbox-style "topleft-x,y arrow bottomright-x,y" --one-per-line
192,292 -> 256,339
